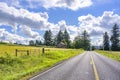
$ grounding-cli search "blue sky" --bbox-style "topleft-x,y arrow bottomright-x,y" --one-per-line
0,0 -> 120,45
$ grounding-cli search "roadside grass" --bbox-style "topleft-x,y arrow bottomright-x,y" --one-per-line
0,45 -> 84,80
95,50 -> 120,62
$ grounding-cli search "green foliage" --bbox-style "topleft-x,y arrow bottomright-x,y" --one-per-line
73,30 -> 90,50
91,46 -> 96,50
82,30 -> 90,50
64,29 -> 71,48
73,35 -> 83,49
103,32 -> 110,50
29,40 -> 35,46
0,53 -> 22,65
44,30 -> 53,46
56,30 -> 64,44
0,42 -> 8,45
55,29 -> 71,48
35,40 -> 42,46
110,24 -> 120,51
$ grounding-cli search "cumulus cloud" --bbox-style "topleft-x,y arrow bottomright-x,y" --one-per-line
0,2 -> 47,44
20,25 -> 43,41
40,0 -> 93,10
20,26 -> 39,38
0,2 -> 49,31
0,28 -> 29,44
0,0 -> 93,11
0,28 -> 44,45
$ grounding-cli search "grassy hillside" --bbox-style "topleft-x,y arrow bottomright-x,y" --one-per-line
95,50 -> 120,62
0,45 -> 84,80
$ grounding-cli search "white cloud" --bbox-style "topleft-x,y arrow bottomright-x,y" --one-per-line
0,28 -> 28,44
0,28 -> 44,45
0,0 -> 93,11
58,20 -> 67,31
20,25 -> 44,41
0,2 -> 49,31
0,29 -> 5,37
20,26 -> 39,38
40,0 -> 93,10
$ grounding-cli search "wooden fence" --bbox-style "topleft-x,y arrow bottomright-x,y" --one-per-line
15,48 -> 50,56
15,49 -> 29,56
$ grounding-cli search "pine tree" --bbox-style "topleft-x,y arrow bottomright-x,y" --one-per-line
39,40 -> 42,45
103,32 -> 109,50
29,40 -> 34,46
82,30 -> 90,50
44,30 -> 52,46
56,30 -> 64,44
64,29 -> 71,48
110,24 -> 120,51
35,40 -> 39,46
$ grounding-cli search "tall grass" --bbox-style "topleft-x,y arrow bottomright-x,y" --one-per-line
0,45 -> 84,80
95,50 -> 120,62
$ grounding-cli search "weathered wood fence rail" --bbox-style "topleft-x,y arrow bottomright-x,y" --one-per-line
15,48 -> 50,56
15,49 -> 29,56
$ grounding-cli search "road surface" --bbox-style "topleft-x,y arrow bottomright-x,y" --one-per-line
29,51 -> 120,80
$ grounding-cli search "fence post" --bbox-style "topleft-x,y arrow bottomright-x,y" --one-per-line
42,48 -> 44,54
15,49 -> 17,56
27,50 -> 29,56
29,49 -> 31,54
39,49 -> 40,56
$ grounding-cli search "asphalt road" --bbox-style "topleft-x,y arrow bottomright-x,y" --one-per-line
29,51 -> 120,80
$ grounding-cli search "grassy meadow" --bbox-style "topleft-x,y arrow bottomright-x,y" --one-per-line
95,50 -> 120,62
0,44 -> 84,80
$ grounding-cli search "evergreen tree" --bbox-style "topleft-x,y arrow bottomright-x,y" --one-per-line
103,32 -> 109,50
39,40 -> 42,45
82,30 -> 90,50
110,24 -> 120,51
56,30 -> 64,44
64,29 -> 71,48
35,40 -> 42,46
35,40 -> 39,46
44,30 -> 52,46
29,40 -> 34,46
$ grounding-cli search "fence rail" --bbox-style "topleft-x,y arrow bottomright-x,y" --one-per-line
15,49 -> 29,56
15,48 -> 50,56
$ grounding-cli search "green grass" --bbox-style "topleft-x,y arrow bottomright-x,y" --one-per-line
0,45 -> 84,80
95,50 -> 120,62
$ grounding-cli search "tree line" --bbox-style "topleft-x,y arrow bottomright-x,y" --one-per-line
29,29 -> 90,50
29,23 -> 120,51
103,23 -> 120,51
